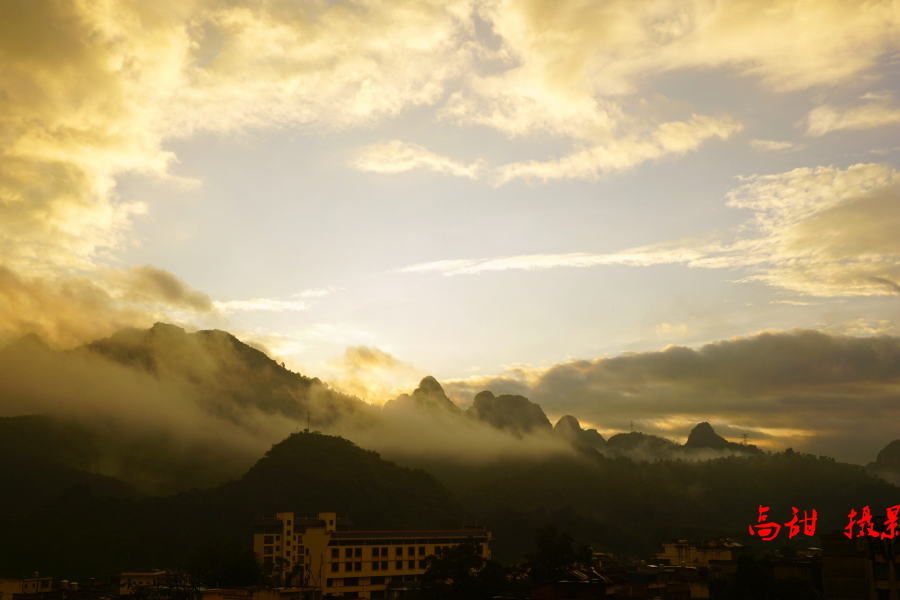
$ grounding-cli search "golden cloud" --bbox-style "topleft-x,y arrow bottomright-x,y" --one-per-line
401,163 -> 900,298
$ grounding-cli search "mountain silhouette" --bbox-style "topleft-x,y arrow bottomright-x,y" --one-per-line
383,375 -> 464,415
553,415 -> 606,450
684,422 -> 763,454
467,391 -> 552,436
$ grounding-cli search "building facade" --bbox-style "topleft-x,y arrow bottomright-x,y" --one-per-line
0,575 -> 54,600
252,512 -> 491,599
653,538 -> 747,567
822,533 -> 900,600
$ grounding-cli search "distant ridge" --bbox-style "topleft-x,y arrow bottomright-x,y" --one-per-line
684,422 -> 763,454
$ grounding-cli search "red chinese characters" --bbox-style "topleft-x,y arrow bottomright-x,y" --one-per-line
750,506 -> 817,541
784,507 -> 817,539
882,506 -> 899,540
749,505 -> 781,541
844,505 -> 900,539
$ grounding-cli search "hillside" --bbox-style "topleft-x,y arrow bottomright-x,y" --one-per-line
0,433 -> 460,579
420,445 -> 900,562
0,416 -> 140,516
0,325 -> 378,494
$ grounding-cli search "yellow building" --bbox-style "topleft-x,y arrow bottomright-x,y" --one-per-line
119,571 -> 167,595
0,575 -> 53,600
252,512 -> 491,599
653,538 -> 747,567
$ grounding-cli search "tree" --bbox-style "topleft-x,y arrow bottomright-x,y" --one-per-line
187,540 -> 264,588
419,538 -> 508,600
123,570 -> 202,600
522,525 -> 592,583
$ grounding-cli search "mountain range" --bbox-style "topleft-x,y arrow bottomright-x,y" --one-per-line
1,323 -> 899,579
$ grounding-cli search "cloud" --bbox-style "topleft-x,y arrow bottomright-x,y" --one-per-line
0,0 -> 474,343
806,95 -> 900,136
493,115 -> 741,183
354,141 -> 485,179
771,300 -> 822,306
654,323 -> 691,336
750,139 -> 802,153
442,329 -> 900,464
0,265 -> 214,348
322,346 -> 423,404
3,0 -> 900,342
400,163 -> 900,298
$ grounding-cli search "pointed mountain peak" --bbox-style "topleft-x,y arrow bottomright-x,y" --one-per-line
555,415 -> 582,432
1,332 -> 52,354
414,375 -> 446,398
876,440 -> 900,470
685,422 -> 729,449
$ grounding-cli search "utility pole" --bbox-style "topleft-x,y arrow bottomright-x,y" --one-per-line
740,434 -> 750,445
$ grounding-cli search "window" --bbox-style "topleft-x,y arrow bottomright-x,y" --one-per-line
418,547 -> 425,556
276,535 -> 281,541
287,520 -> 292,526
370,577 -> 385,585
344,578 -> 359,586
41,581 -> 49,589
418,560 -> 425,569
287,540 -> 291,547
264,546 -> 274,555
355,548 -> 362,557
276,546 -> 280,552
408,561 -> 415,569
876,590 -> 890,600
286,551 -> 291,557
381,561 -> 388,570
343,594 -> 358,599
371,592 -> 385,599
372,562 -> 380,571
331,564 -> 338,573
332,548 -> 339,558
395,547 -> 403,557
355,562 -> 362,571
372,548 -> 380,558
264,536 -> 274,544
326,579 -> 334,587
874,562 -> 889,580
345,563 -> 352,572
396,561 -> 403,570
382,547 -> 388,556
407,547 -> 415,556
286,529 -> 291,536
305,548 -> 309,556
329,520 -> 334,526
346,548 -> 353,558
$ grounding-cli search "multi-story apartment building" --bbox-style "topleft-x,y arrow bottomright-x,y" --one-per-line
822,532 -> 899,600
653,538 -> 748,567
252,512 -> 491,599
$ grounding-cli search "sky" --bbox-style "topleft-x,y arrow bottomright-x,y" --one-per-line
2,0 -> 900,461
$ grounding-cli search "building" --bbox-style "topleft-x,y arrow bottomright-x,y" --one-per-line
252,512 -> 492,599
0,574 -> 54,600
119,572 -> 167,595
653,539 -> 747,568
822,532 -> 899,600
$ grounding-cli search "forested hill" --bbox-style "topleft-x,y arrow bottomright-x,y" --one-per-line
0,433 -> 460,579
